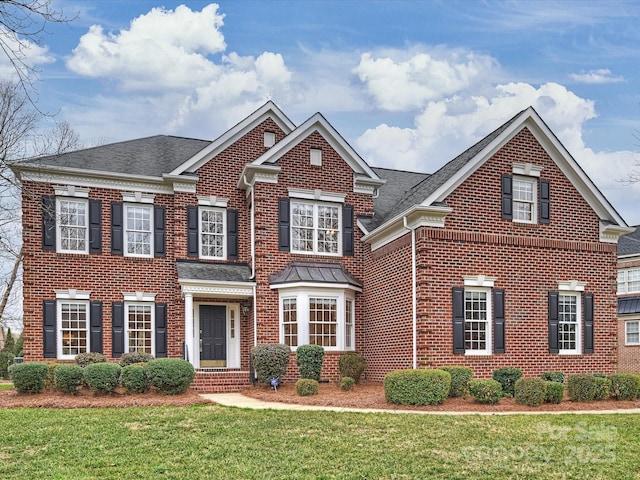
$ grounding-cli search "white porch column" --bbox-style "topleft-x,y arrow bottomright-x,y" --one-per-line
184,293 -> 195,366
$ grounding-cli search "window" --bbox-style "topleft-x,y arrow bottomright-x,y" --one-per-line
464,289 -> 492,355
59,301 -> 89,359
200,207 -> 225,259
57,198 -> 88,253
291,201 -> 340,255
625,321 -> 640,345
309,298 -> 337,347
558,293 -> 581,354
512,177 -> 536,223
125,204 -> 153,257
282,298 -> 298,347
126,303 -> 153,354
345,299 -> 354,349
618,268 -> 640,294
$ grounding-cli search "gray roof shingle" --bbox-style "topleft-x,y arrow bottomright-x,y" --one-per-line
269,261 -> 362,288
619,226 -> 640,256
177,261 -> 252,283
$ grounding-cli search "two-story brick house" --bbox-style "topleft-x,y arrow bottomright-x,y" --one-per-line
11,102 -> 631,391
617,226 -> 640,372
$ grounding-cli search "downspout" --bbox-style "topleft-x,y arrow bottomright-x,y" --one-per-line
247,176 -> 256,280
403,217 -> 418,370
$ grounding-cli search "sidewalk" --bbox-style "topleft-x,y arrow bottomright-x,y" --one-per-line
200,393 -> 640,415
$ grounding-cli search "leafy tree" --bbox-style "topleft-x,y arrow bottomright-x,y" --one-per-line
2,327 -> 14,352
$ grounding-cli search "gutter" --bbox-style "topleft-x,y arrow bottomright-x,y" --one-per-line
403,216 -> 418,370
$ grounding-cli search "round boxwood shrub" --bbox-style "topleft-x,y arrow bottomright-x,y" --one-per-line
468,379 -> 502,405
251,343 -> 291,385
514,377 -> 547,407
54,364 -> 84,395
296,378 -> 319,396
492,367 -> 522,397
44,362 -> 59,389
567,374 -> 597,402
439,365 -> 473,397
75,352 -> 107,368
9,362 -> 49,394
84,362 -> 122,395
594,376 -> 611,401
119,352 -> 155,367
384,369 -> 451,406
296,344 -> 324,381
120,364 -> 149,394
146,358 -> 195,395
340,376 -> 355,392
608,373 -> 637,400
545,381 -> 565,404
338,352 -> 366,384
541,371 -> 565,384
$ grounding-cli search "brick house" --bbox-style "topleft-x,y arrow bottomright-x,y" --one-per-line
10,102 -> 631,391
617,226 -> 640,372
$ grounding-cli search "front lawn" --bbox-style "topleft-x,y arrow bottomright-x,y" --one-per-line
0,405 -> 637,479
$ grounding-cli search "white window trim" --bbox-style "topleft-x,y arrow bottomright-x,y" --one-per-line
512,175 -> 537,224
124,203 -> 154,258
625,319 -> 640,346
512,163 -> 543,178
618,268 -> 640,295
124,301 -> 155,356
56,197 -> 89,254
198,196 -> 229,208
290,200 -> 342,256
54,185 -> 90,198
122,192 -> 155,204
558,292 -> 582,355
199,206 -> 227,260
288,188 -> 346,203
57,299 -> 90,360
463,287 -> 492,356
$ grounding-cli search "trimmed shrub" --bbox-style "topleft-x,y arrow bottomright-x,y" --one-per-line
514,377 -> 547,407
439,365 -> 473,397
545,381 -> 565,404
44,362 -> 58,389
384,369 -> 451,406
594,376 -> 611,401
146,359 -> 195,395
468,379 -> 502,405
541,371 -> 565,384
340,376 -> 355,392
9,362 -> 48,394
120,364 -> 149,394
338,352 -> 366,384
251,343 -> 291,385
84,362 -> 121,395
609,373 -> 638,400
567,374 -> 597,402
0,350 -> 14,379
75,352 -> 107,368
54,364 -> 84,395
296,378 -> 319,396
119,352 -> 155,367
492,367 -> 522,396
296,344 -> 324,381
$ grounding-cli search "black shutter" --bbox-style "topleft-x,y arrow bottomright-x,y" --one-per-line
111,202 -> 123,255
112,302 -> 125,358
343,204 -> 354,256
493,289 -> 506,354
584,293 -> 594,354
90,301 -> 103,353
278,198 -> 290,251
548,291 -> 559,354
501,174 -> 513,220
453,287 -> 465,354
155,303 -> 167,358
154,205 -> 166,257
187,206 -> 199,257
42,196 -> 56,251
43,300 -> 56,358
88,199 -> 102,254
540,179 -> 550,224
227,209 -> 238,260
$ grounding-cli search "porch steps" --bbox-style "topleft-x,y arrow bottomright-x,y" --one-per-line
190,369 -> 253,393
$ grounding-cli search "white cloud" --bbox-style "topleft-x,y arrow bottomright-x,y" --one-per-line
0,29 -> 55,79
569,68 -> 624,84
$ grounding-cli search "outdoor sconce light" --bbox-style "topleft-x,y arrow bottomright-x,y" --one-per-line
241,299 -> 252,316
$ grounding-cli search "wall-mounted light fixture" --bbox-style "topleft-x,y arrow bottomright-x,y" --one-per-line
241,299 -> 252,316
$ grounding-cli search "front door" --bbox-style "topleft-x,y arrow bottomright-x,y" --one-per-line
200,305 -> 226,367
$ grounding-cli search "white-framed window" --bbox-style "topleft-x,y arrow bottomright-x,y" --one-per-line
282,298 -> 298,347
58,300 -> 89,359
125,204 -> 153,257
125,302 -> 154,354
57,198 -> 88,253
618,268 -> 640,294
625,320 -> 640,345
309,298 -> 337,347
291,201 -> 341,255
558,293 -> 581,354
200,207 -> 226,259
512,176 -> 537,223
464,288 -> 492,355
345,299 -> 354,349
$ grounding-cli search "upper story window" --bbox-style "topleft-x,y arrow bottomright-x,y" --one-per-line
502,163 -> 549,224
512,177 -> 536,223
625,320 -> 640,345
111,192 -> 165,258
125,204 -> 153,257
291,201 -> 341,255
618,268 -> 640,294
187,197 -> 238,261
200,207 -> 226,259
57,198 -> 88,253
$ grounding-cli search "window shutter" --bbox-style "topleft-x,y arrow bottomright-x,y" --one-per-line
227,209 -> 238,260
452,287 -> 465,354
155,303 -> 167,358
493,289 -> 506,354
548,291 -> 559,354
112,302 -> 125,358
88,199 -> 102,254
501,174 -> 513,220
111,202 -> 123,255
540,179 -> 550,224
43,300 -> 56,358
343,204 -> 354,256
584,292 -> 594,354
90,301 -> 103,354
187,206 -> 199,257
42,196 -> 56,251
278,198 -> 290,251
154,205 -> 166,257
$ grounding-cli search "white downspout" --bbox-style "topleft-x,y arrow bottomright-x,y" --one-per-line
247,177 -> 256,280
403,217 -> 417,370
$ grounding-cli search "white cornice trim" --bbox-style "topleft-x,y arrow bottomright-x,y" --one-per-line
123,292 -> 157,302
55,289 -> 91,300
198,196 -> 229,207
601,222 -> 635,244
179,279 -> 255,298
512,162 -> 543,177
288,188 -> 346,203
464,275 -> 496,288
237,164 -> 281,190
122,191 -> 155,204
53,185 -> 90,198
558,281 -> 587,292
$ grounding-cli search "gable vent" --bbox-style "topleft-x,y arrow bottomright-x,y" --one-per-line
264,131 -> 276,148
310,148 -> 322,166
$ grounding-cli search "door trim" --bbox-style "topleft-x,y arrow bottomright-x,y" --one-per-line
193,302 -> 241,369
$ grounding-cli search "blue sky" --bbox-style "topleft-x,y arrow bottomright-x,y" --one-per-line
12,0 -> 640,224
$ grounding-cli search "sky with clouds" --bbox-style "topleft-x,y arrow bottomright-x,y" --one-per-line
11,0 -> 640,225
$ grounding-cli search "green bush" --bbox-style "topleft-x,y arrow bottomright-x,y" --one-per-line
514,377 -> 547,407
384,369 -> 451,406
120,364 -> 149,394
9,362 -> 49,394
545,381 -> 565,404
119,352 -> 155,367
468,379 -> 502,405
541,371 -> 565,384
83,362 -> 121,395
14,335 -> 23,357
340,376 -> 355,392
75,352 -> 107,368
251,344 -> 291,385
338,352 -> 366,384
567,374 -> 597,402
608,373 -> 638,400
439,365 -> 473,397
0,350 -> 14,379
594,376 -> 611,401
492,367 -> 522,396
44,362 -> 58,389
2,329 -> 15,354
54,364 -> 84,395
296,378 -> 319,396
295,344 -> 324,381
146,359 -> 195,395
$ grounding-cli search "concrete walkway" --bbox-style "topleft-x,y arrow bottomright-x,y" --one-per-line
201,393 -> 640,415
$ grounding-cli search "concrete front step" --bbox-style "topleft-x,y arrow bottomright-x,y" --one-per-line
190,369 -> 253,393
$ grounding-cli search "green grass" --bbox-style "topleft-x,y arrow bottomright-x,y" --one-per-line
0,405 -> 638,479
0,383 -> 12,391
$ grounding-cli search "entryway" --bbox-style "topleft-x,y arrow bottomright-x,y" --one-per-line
200,305 -> 226,367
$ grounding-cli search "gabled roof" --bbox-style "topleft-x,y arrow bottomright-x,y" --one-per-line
619,226 -> 640,257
